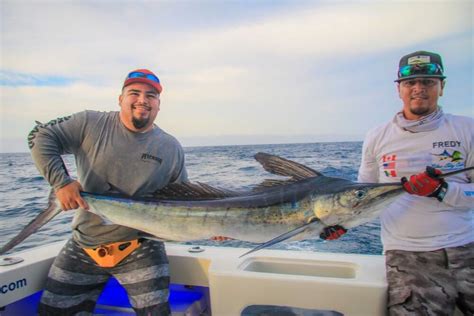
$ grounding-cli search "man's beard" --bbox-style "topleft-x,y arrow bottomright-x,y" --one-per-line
409,104 -> 432,117
132,117 -> 149,129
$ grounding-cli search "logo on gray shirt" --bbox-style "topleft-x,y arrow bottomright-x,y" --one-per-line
141,153 -> 162,164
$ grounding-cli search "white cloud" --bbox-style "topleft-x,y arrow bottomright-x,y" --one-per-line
172,1 -> 469,60
2,1 -> 470,74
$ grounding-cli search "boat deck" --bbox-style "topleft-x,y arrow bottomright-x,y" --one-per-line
1,240 -> 388,315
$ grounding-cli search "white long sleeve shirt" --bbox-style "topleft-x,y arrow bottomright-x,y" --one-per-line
358,113 -> 473,252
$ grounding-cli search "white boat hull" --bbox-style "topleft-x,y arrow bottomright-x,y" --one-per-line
2,241 -> 390,315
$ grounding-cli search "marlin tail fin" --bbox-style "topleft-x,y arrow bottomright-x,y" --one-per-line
0,189 -> 62,255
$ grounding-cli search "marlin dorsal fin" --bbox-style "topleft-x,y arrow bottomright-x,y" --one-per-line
254,152 -> 322,180
152,181 -> 240,200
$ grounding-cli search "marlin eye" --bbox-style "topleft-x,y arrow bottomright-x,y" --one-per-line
354,190 -> 366,199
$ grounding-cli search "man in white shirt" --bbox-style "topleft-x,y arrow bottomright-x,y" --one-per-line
356,51 -> 473,315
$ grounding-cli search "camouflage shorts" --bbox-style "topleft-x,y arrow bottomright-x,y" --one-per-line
386,242 -> 474,316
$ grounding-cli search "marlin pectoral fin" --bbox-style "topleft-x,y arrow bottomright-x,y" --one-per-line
0,189 -> 62,255
239,218 -> 322,258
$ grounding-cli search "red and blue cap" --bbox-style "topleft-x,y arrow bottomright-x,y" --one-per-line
123,69 -> 163,93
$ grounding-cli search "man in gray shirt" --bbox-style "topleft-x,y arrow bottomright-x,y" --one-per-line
29,69 -> 187,315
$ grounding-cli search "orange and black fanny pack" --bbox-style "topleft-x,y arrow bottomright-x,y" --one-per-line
83,239 -> 141,268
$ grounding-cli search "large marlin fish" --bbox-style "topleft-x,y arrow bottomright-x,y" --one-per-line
0,152 -> 406,256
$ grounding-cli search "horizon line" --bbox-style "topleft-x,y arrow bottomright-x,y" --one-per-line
0,139 -> 364,154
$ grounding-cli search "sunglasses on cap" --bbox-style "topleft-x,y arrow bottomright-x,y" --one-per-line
398,63 -> 443,79
126,71 -> 161,84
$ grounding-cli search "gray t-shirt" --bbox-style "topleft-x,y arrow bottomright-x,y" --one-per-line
29,110 -> 188,247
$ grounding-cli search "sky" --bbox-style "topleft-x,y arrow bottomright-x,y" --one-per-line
0,0 -> 473,153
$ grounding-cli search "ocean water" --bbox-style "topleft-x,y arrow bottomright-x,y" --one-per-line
0,142 -> 383,256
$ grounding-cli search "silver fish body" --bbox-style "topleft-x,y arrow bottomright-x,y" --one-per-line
83,176 -> 402,243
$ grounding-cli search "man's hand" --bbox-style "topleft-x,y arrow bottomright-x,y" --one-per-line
56,181 -> 89,211
401,166 -> 444,197
320,225 -> 347,240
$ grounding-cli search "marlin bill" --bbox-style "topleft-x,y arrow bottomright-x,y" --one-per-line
0,152 -> 404,255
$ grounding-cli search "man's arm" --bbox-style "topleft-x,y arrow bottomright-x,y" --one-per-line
29,112 -> 89,210
443,141 -> 474,208
169,144 -> 188,184
442,181 -> 474,208
358,134 -> 379,183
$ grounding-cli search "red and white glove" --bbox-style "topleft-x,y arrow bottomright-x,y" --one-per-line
401,166 -> 447,201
